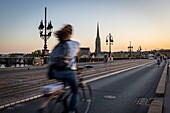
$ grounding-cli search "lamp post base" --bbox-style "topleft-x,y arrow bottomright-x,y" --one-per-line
42,49 -> 49,56
42,49 -> 49,64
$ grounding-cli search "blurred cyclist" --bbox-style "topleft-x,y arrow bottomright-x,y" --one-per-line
156,53 -> 161,66
50,24 -> 80,113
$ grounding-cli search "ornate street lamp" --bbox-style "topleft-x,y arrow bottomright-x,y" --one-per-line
106,33 -> 114,60
38,7 -> 53,64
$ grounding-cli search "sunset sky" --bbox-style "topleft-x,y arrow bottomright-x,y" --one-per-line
0,0 -> 170,54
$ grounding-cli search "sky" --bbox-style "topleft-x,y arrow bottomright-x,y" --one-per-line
0,0 -> 170,54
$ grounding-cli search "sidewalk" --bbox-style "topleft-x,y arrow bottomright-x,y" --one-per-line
164,60 -> 170,113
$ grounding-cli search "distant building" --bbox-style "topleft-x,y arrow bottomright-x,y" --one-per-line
159,49 -> 170,58
148,54 -> 154,59
80,47 -> 91,58
95,22 -> 101,54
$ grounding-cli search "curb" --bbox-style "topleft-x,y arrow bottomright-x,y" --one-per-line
156,62 -> 168,96
147,61 -> 168,113
147,99 -> 163,113
0,94 -> 43,110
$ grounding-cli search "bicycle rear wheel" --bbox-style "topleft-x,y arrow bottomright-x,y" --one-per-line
77,84 -> 92,113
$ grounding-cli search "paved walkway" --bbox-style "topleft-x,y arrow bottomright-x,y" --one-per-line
164,60 -> 170,113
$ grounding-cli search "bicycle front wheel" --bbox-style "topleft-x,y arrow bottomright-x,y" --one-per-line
77,84 -> 92,113
39,95 -> 67,113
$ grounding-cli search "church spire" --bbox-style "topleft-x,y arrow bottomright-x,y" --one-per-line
97,22 -> 99,38
95,22 -> 101,54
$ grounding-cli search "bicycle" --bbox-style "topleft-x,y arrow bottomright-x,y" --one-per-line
157,59 -> 160,66
38,65 -> 93,113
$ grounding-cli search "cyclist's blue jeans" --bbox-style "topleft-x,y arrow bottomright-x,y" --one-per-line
52,69 -> 78,112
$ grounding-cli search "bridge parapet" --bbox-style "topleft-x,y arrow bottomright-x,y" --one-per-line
0,57 -> 41,68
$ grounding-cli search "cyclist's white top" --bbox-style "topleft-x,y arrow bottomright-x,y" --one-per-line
157,56 -> 160,60
66,40 -> 80,70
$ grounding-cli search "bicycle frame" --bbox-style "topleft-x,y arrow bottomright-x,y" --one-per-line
38,65 -> 93,113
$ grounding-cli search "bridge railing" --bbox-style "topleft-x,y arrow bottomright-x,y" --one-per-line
0,57 -> 36,67
0,57 -> 146,68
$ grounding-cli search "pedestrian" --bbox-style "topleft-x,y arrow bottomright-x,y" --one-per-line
49,24 -> 80,113
91,54 -> 95,62
104,54 -> 108,63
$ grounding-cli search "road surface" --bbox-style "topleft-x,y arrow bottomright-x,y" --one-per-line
0,60 -> 165,113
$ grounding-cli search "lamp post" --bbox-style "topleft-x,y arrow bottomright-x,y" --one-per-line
38,7 -> 53,64
128,41 -> 133,59
137,46 -> 142,59
106,33 -> 114,60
